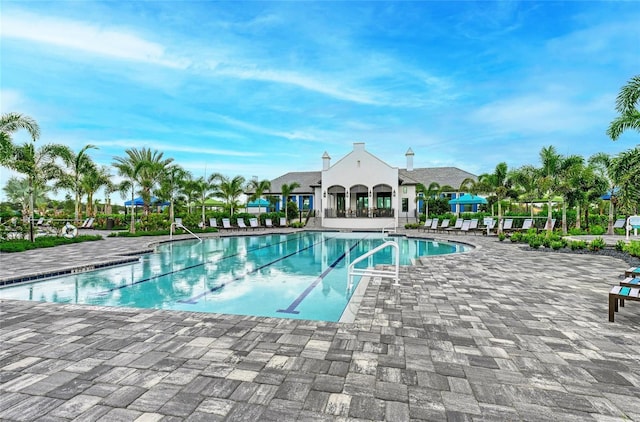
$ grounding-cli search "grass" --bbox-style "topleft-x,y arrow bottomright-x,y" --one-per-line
0,235 -> 103,253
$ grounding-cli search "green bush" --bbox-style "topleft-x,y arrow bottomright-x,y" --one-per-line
588,237 -> 606,251
589,225 -> 606,235
404,223 -> 420,229
498,232 -> 506,242
510,232 -> 522,243
528,236 -> 542,249
624,241 -> 640,258
568,227 -> 588,235
570,240 -> 587,250
550,240 -> 565,250
0,235 -> 102,253
615,240 -> 626,252
290,221 -> 305,228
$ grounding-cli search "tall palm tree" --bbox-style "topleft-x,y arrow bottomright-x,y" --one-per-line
415,182 -> 440,218
589,152 -> 617,234
538,145 -> 562,232
5,143 -> 68,241
158,165 -> 189,233
3,176 -> 49,217
0,112 -> 40,163
112,155 -> 145,233
58,144 -> 98,223
478,162 -> 511,234
609,146 -> 640,215
81,165 -> 113,217
280,182 -> 300,219
114,148 -> 173,216
607,74 -> 640,140
247,179 -> 271,215
212,175 -> 246,217
509,165 -> 539,218
555,155 -> 585,234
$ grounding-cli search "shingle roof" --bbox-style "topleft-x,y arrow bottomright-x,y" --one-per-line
399,167 -> 477,190
269,171 -> 321,194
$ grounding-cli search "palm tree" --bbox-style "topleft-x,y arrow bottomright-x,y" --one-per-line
607,75 -> 640,140
81,165 -> 113,217
538,145 -> 562,233
114,148 -> 173,216
609,146 -> 640,215
247,178 -> 271,215
509,165 -> 539,218
280,182 -> 300,220
589,152 -> 617,234
0,112 -> 40,164
478,162 -> 511,234
555,155 -> 585,234
415,182 -> 440,218
112,155 -> 145,233
5,143 -> 68,241
3,176 -> 49,217
212,175 -> 246,216
158,165 -> 189,233
58,144 -> 98,223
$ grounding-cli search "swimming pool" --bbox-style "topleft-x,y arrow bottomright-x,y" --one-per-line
0,232 -> 470,322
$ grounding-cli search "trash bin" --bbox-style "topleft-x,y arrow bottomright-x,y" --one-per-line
106,218 -> 114,229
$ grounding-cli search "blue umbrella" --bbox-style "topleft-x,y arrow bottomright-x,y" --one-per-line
124,196 -> 169,206
448,194 -> 487,205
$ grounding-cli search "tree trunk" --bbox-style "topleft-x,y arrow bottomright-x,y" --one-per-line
576,203 -> 581,229
130,189 -> 136,233
547,198 -> 553,233
497,201 -> 503,235
29,178 -> 35,242
561,200 -> 567,234
170,200 -> 175,235
607,199 -> 614,235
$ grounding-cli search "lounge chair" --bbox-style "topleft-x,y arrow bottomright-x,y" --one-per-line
175,217 -> 184,228
426,218 -> 439,233
613,218 -> 626,230
609,284 -> 640,322
249,218 -> 261,230
502,218 -> 514,232
265,218 -> 274,229
467,219 -> 480,235
419,218 -> 433,231
279,217 -> 287,227
237,219 -> 248,230
436,218 -> 450,232
221,218 -> 233,230
625,267 -> 640,278
542,218 -> 556,231
79,218 -> 90,228
34,217 -> 44,226
445,219 -> 463,233
520,218 -> 534,231
209,218 -> 218,228
457,219 -> 471,234
479,218 -> 496,235
84,218 -> 95,229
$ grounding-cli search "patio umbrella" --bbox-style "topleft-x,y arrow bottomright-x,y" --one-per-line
448,194 -> 487,205
124,196 -> 170,206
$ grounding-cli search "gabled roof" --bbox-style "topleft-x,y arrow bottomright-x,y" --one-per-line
269,171 -> 321,194
399,167 -> 477,190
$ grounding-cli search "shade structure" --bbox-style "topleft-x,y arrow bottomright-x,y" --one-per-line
195,198 -> 225,208
448,194 -> 487,205
247,199 -> 270,207
124,196 -> 169,206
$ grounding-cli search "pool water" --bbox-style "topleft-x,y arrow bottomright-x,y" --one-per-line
0,232 -> 469,322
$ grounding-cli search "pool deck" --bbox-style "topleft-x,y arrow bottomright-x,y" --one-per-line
1,229 -> 639,421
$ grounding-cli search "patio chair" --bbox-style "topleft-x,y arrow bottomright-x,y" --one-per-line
467,219 -> 480,235
625,267 -> 640,278
502,218 -> 514,232
265,218 -> 274,229
419,218 -> 433,231
426,218 -> 439,232
237,219 -> 248,230
609,284 -> 640,322
445,218 -> 463,233
34,217 -> 44,226
457,219 -> 471,234
613,218 -> 626,229
542,218 -> 556,231
221,218 -> 234,230
479,218 -> 496,235
78,218 -> 90,228
436,218 -> 450,232
209,218 -> 218,228
279,217 -> 287,227
520,218 -> 534,231
84,218 -> 95,229
249,218 -> 261,230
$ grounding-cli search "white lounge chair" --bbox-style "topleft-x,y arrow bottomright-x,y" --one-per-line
521,218 -> 533,230
221,218 -> 234,230
209,218 -> 217,228
279,217 -> 287,227
613,218 -> 626,229
420,218 -> 433,231
237,219 -> 248,230
265,218 -> 274,228
249,218 -> 260,230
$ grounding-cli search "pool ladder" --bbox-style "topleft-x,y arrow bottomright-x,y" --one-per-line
347,240 -> 400,291
169,222 -> 202,242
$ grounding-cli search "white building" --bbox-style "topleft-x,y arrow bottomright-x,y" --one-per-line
268,143 -> 477,229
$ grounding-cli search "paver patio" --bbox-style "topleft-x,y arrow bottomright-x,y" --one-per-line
1,230 -> 639,421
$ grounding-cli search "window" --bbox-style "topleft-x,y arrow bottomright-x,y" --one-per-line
402,198 -> 409,212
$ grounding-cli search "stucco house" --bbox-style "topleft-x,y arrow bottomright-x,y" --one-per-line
268,143 -> 477,229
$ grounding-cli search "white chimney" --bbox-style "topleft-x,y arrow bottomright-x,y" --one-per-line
353,142 -> 365,152
405,147 -> 414,171
322,151 -> 331,170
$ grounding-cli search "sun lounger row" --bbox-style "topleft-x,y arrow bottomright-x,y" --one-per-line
183,217 -> 289,231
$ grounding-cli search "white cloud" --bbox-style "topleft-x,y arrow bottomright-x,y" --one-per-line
0,90 -> 26,113
92,139 -> 263,158
1,11 -> 189,69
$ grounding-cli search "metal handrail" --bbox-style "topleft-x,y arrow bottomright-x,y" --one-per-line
347,240 -> 400,291
169,222 -> 202,242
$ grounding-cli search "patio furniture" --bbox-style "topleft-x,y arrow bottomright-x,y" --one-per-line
426,218 -> 439,233
249,218 -> 261,230
436,218 -> 450,232
625,267 -> 640,278
279,217 -> 287,227
209,218 -> 217,228
613,218 -> 626,229
419,218 -> 433,231
445,219 -> 463,233
265,218 -> 274,228
609,284 -> 640,322
520,218 -> 534,231
221,218 -> 234,230
237,219 -> 248,230
502,218 -> 514,232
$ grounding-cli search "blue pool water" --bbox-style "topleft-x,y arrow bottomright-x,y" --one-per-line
0,232 -> 469,321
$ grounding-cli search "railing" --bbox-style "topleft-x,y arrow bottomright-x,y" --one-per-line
347,241 -> 400,291
169,222 -> 202,242
324,208 -> 395,218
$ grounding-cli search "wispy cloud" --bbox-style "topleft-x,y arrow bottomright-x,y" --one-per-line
1,11 -> 189,69
92,140 -> 263,158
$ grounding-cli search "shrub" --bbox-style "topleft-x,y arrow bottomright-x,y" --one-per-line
528,236 -> 542,249
498,232 -> 506,242
0,235 -> 102,253
588,237 -> 606,251
550,240 -> 565,250
568,227 -> 588,236
570,240 -> 587,250
290,221 -> 305,228
404,223 -> 420,229
589,225 -> 605,235
615,240 -> 626,252
510,232 -> 522,243
624,241 -> 640,258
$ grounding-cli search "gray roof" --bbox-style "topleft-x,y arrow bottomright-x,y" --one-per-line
269,171 -> 321,194
268,167 -> 476,194
399,167 -> 477,190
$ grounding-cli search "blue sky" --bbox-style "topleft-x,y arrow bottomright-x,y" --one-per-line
1,1 -> 638,203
